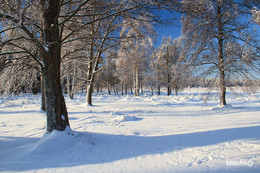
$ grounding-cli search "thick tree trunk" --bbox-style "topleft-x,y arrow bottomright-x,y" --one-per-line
41,0 -> 69,133
44,69 -> 69,132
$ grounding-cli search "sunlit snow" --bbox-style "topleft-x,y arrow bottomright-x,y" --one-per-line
0,87 -> 260,173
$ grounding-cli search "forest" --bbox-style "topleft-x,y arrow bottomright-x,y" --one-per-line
1,1 -> 260,172
0,0 -> 259,132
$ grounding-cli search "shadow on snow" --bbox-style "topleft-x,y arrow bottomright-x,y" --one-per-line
1,125 -> 260,172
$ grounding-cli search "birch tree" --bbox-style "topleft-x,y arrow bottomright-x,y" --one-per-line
182,0 -> 260,106
0,0 -> 181,132
61,0 -> 162,105
151,36 -> 188,95
103,50 -> 120,95
152,36 -> 177,95
117,17 -> 155,96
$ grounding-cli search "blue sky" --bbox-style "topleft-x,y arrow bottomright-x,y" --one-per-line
154,11 -> 182,47
154,11 -> 260,79
155,23 -> 182,47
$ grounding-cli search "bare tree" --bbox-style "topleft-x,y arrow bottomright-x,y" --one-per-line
150,36 -> 188,95
104,50 -> 119,95
182,0 -> 260,106
0,0 -> 182,132
0,0 -> 94,133
152,36 -> 177,95
117,16 -> 155,96
60,0 -> 161,105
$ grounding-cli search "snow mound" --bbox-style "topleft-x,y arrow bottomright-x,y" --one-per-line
211,104 -> 234,110
109,111 -> 123,116
28,128 -> 93,156
114,115 -> 142,122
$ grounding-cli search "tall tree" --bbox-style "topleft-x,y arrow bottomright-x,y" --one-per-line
182,0 -> 260,106
151,36 -> 178,95
0,0 -> 91,133
39,0 -> 70,132
117,16 -> 155,96
0,0 -> 181,132
151,36 -> 189,95
59,0 -> 163,105
103,50 -> 120,95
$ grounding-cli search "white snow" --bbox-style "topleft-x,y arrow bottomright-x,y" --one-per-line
0,87 -> 260,173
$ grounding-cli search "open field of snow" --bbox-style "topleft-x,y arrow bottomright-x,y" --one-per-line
0,87 -> 260,173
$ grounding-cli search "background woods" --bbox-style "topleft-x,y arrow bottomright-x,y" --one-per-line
0,0 -> 259,133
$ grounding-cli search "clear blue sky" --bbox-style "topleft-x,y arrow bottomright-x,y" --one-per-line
154,11 -> 182,48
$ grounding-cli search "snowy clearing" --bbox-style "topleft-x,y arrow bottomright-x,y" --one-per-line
0,87 -> 260,173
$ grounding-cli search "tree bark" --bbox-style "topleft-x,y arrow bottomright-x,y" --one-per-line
167,84 -> 171,96
86,83 -> 93,106
121,83 -> 124,95
86,56 -> 93,105
86,20 -> 95,105
134,70 -> 140,96
219,68 -> 226,106
41,73 -> 46,111
130,82 -> 133,95
140,75 -> 143,95
107,81 -> 111,95
217,2 -> 227,106
86,63 -> 93,105
41,0 -> 69,133
166,47 -> 171,96
125,84 -> 127,95
157,84 -> 161,95
219,42 -> 226,106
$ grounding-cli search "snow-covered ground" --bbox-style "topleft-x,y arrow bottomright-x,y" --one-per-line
0,87 -> 260,173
